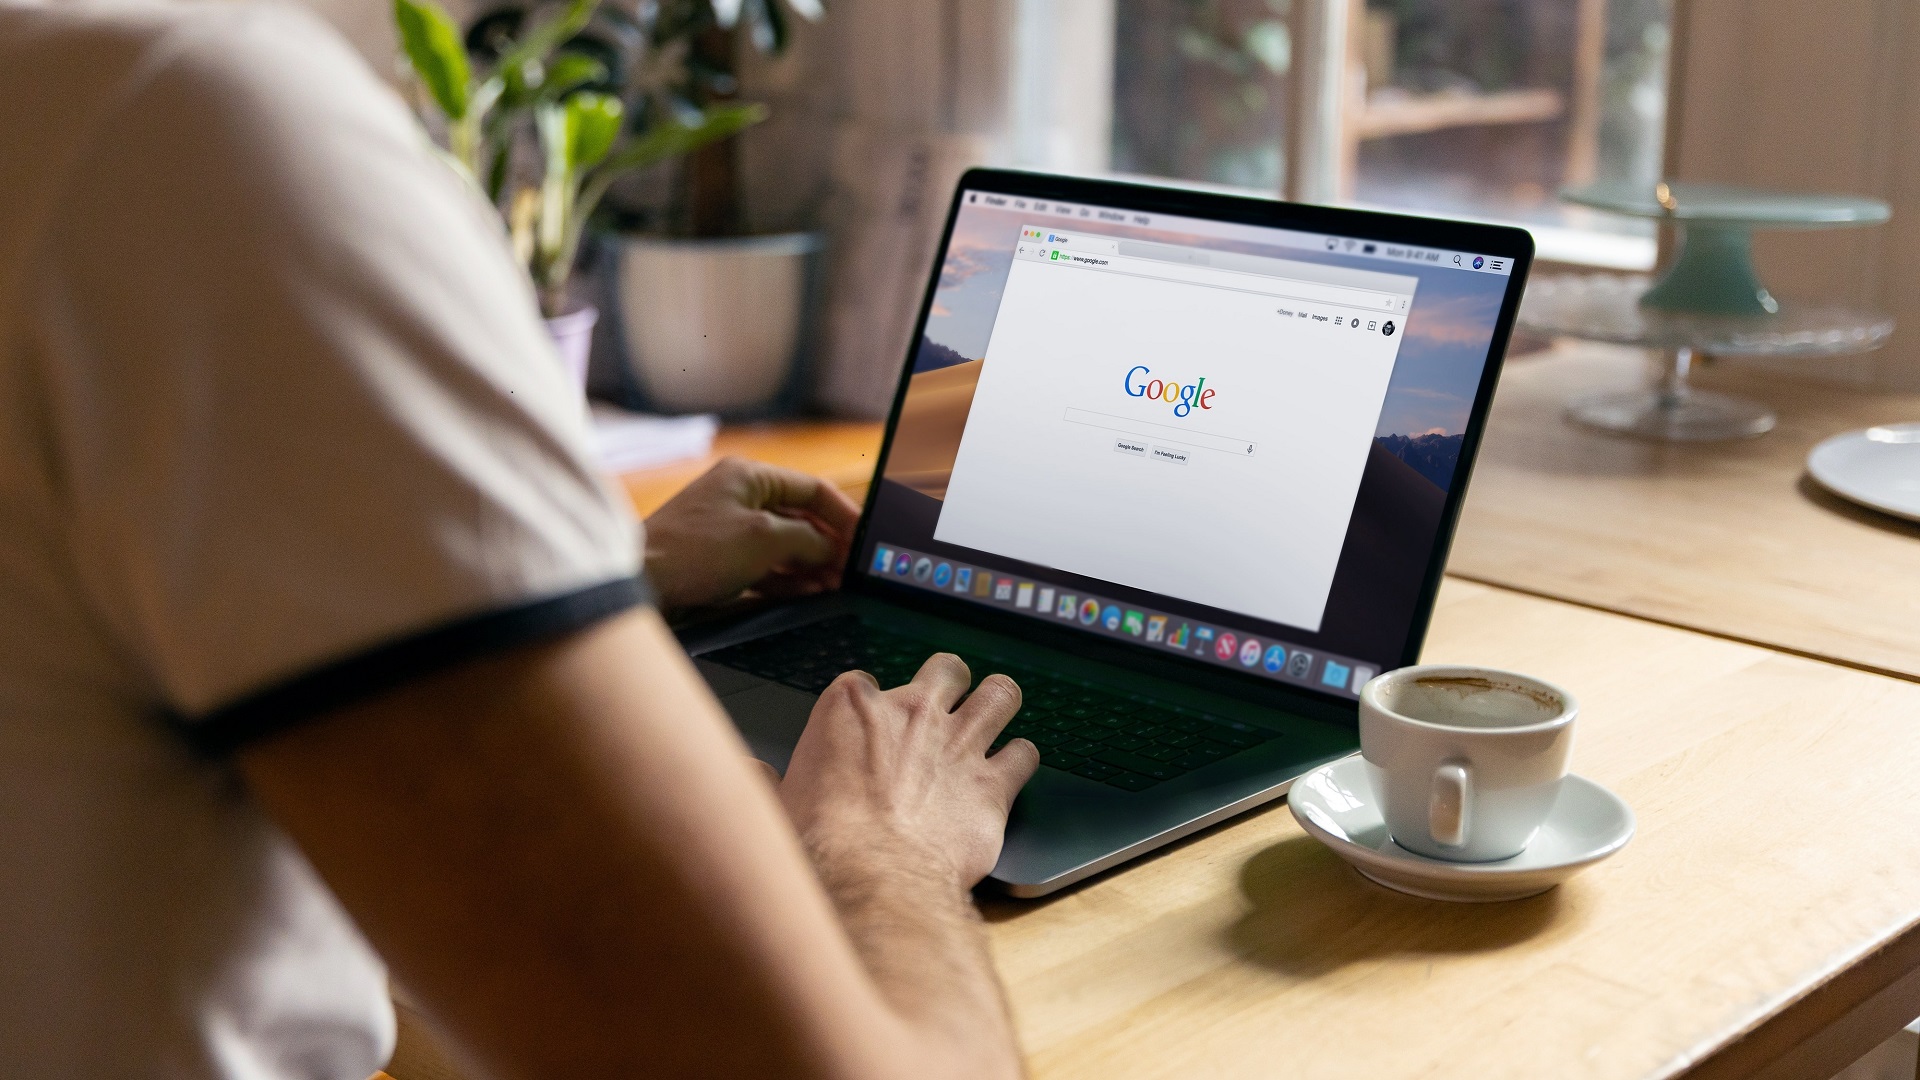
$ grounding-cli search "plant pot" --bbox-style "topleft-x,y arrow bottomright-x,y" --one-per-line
544,304 -> 598,395
615,232 -> 822,415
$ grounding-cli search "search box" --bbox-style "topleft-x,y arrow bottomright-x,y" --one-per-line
1063,407 -> 1257,457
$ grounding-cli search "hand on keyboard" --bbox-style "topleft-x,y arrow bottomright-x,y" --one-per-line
710,617 -> 1280,793
778,653 -> 1040,889
642,457 -> 861,613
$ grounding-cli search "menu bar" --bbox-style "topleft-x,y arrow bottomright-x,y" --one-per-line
967,188 -> 1512,277
867,542 -> 1379,699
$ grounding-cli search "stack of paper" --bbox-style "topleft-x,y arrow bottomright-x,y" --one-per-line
589,404 -> 720,473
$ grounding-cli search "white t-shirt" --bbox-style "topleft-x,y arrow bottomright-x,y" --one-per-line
0,3 -> 643,1076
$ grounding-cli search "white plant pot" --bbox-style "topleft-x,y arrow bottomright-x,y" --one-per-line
616,232 -> 820,414
544,304 -> 597,394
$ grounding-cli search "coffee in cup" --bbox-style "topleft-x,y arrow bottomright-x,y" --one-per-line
1358,665 -> 1576,862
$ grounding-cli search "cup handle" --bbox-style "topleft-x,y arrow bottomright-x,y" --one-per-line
1429,763 -> 1471,849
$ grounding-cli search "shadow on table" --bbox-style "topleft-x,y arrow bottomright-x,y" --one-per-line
1225,835 -> 1571,978
975,803 -> 1299,921
1796,474 -> 1920,540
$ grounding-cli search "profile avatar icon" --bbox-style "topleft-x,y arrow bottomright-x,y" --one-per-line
1381,320 -> 1396,337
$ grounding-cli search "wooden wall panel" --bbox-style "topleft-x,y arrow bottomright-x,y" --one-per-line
1667,0 -> 1920,389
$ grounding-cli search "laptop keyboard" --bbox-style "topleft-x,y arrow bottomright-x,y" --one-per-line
703,615 -> 1277,792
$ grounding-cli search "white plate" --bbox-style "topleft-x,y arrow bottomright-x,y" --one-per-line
1288,755 -> 1635,903
1807,423 -> 1920,523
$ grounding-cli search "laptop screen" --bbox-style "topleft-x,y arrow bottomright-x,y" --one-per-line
858,182 -> 1521,701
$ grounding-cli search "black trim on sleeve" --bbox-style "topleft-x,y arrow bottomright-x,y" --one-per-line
178,576 -> 652,757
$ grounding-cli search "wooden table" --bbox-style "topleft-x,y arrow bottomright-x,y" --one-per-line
384,388 -> 1920,1080
1450,343 -> 1920,680
987,577 -> 1920,1080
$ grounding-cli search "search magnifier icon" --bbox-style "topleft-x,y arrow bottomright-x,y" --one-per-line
1453,254 -> 1463,266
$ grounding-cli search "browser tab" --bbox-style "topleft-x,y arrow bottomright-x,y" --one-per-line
1020,226 -> 1120,256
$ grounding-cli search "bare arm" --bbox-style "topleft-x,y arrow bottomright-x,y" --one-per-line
239,606 -> 1034,1079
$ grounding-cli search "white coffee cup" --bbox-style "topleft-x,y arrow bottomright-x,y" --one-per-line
1358,665 -> 1576,862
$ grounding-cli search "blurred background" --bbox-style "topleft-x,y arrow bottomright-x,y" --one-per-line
253,0 -> 1920,414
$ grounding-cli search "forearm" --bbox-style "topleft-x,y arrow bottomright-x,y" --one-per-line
807,831 -> 1026,1080
243,611 -> 923,1079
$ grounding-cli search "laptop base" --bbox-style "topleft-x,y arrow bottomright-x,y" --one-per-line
683,594 -> 1355,897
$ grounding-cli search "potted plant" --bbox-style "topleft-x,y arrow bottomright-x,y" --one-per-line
608,0 -> 829,416
391,0 -> 764,389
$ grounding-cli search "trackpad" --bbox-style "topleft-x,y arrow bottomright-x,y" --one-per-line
715,681 -> 817,774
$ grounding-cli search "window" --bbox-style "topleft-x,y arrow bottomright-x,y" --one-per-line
1110,0 -> 1294,191
1103,0 -> 1671,267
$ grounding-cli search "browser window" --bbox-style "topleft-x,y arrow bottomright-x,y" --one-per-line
934,229 -> 1418,632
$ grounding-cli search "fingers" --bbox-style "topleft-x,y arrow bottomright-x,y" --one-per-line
737,460 -> 830,515
732,459 -> 861,558
953,673 -> 1022,750
907,653 -> 972,712
744,460 -> 861,530
986,738 -> 1041,810
801,480 -> 862,547
755,510 -> 840,571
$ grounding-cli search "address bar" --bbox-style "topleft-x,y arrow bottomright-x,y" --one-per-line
1054,250 -> 1408,313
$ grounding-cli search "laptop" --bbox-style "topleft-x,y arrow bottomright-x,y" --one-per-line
679,169 -> 1534,897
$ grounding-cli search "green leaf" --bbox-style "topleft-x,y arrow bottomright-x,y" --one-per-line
565,92 -> 623,171
494,0 -> 599,84
566,102 -> 766,267
485,144 -> 510,202
497,57 -> 535,110
597,102 -> 768,177
541,53 -> 609,101
393,0 -> 471,119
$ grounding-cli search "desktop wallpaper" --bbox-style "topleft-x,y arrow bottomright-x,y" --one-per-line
868,197 -> 1515,667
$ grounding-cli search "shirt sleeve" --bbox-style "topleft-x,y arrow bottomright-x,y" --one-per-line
28,5 -> 644,753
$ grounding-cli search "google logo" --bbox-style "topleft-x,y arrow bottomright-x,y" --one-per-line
1124,365 -> 1216,418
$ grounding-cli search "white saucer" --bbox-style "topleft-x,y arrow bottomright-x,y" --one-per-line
1287,755 -> 1635,902
1807,423 -> 1920,523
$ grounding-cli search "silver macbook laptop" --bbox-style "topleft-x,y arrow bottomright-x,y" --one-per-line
678,168 -> 1534,896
